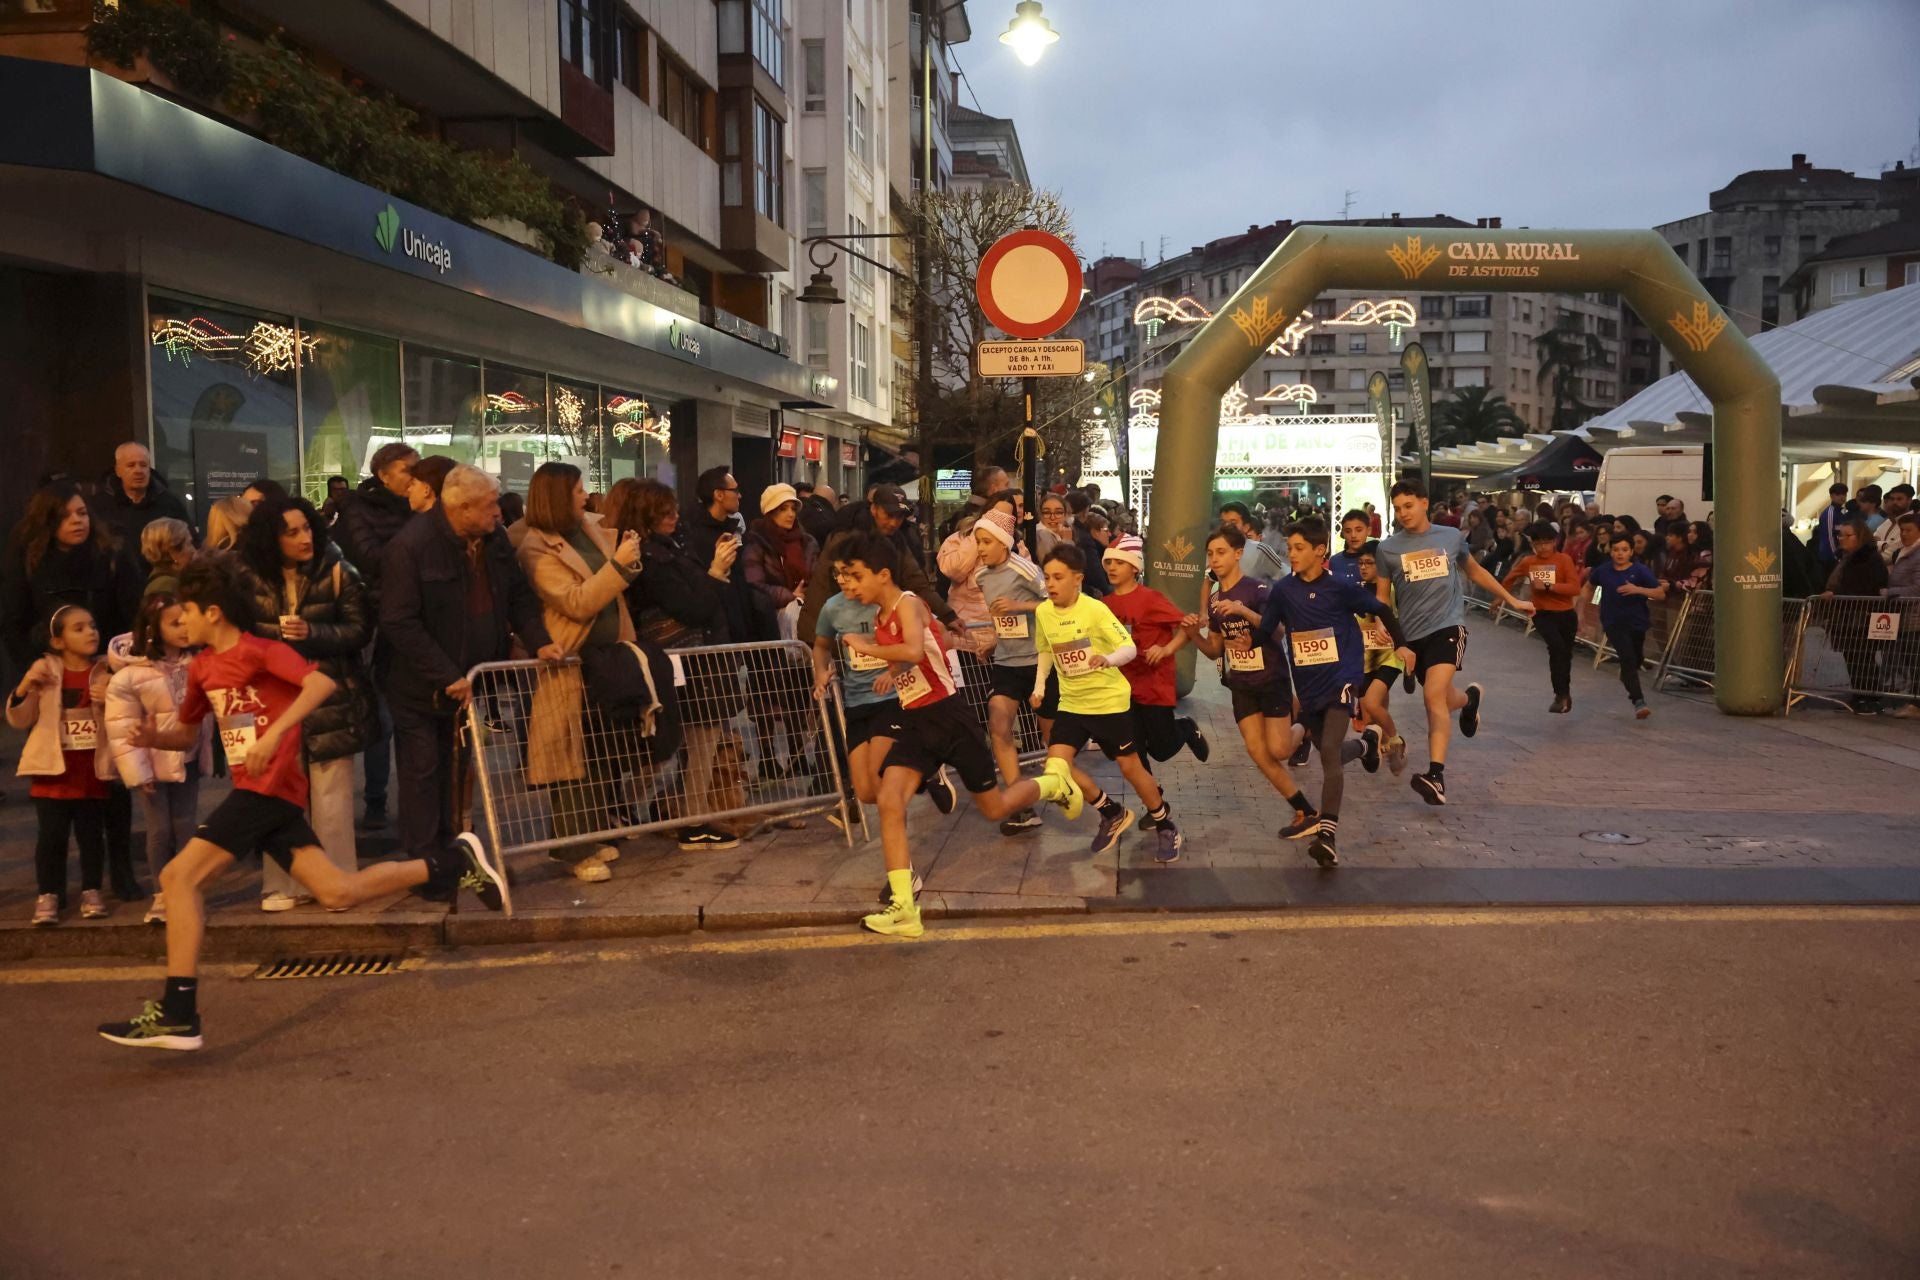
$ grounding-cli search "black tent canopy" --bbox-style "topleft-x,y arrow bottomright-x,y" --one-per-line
1472,434 -> 1604,492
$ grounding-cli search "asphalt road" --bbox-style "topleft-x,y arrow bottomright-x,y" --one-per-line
4,907 -> 1917,1279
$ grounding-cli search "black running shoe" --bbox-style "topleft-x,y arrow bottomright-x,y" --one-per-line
1411,771 -> 1448,806
1460,682 -> 1484,738
1307,831 -> 1339,868
1360,725 -> 1382,774
1288,730 -> 1312,767
998,808 -> 1044,835
676,824 -> 741,851
1183,720 -> 1211,763
875,870 -> 926,905
924,766 -> 957,815
1278,808 -> 1322,840
99,999 -> 202,1051
454,832 -> 507,912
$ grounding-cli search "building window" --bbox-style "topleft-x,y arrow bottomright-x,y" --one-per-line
851,319 -> 874,402
852,91 -> 870,166
558,0 -> 611,88
1452,296 -> 1490,319
1452,330 -> 1488,353
1673,242 -> 1688,265
1799,233 -> 1816,258
752,0 -> 783,85
1832,269 -> 1857,300
614,11 -> 645,96
848,214 -> 872,284
1907,263 -> 1920,286
720,102 -> 743,206
1311,298 -> 1336,320
1307,334 -> 1335,355
1761,274 -> 1780,329
1711,237 -> 1731,272
1346,369 -> 1367,391
1387,370 -> 1405,391
659,49 -> 708,149
1419,296 -> 1445,321
1452,367 -> 1487,389
1862,264 -> 1885,289
1347,334 -> 1367,354
802,39 -> 825,111
1521,299 -> 1533,323
754,99 -> 783,223
1763,234 -> 1781,261
1308,368 -> 1335,392
802,169 -> 826,239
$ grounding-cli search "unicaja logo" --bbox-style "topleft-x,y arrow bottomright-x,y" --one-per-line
374,204 -> 400,253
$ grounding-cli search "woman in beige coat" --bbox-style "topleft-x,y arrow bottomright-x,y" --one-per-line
514,462 -> 643,882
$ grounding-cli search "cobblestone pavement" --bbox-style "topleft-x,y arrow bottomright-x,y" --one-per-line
1,615 -> 1914,948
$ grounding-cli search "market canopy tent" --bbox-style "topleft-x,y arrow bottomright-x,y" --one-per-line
1471,433 -> 1605,492
1146,226 -> 1781,715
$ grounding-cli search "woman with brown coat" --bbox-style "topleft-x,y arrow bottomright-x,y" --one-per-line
514,462 -> 643,881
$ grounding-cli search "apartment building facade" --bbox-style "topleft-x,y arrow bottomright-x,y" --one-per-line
0,0 -> 887,517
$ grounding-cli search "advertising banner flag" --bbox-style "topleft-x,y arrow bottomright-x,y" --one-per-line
1366,371 -> 1395,485
1399,340 -> 1433,484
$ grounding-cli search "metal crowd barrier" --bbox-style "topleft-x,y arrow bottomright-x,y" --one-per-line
1788,594 -> 1920,713
958,622 -> 1050,764
461,640 -> 857,914
1652,590 -> 1810,700
1591,594 -> 1683,671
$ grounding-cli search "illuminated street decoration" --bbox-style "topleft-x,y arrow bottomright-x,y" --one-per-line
1219,383 -> 1252,422
1265,310 -> 1318,357
607,395 -> 671,444
1255,383 -> 1319,413
151,316 -> 320,375
554,384 -> 585,432
1128,387 -> 1162,430
1131,295 -> 1212,341
486,391 -> 536,415
1323,298 -> 1418,347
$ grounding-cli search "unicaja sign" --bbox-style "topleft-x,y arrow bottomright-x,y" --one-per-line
374,203 -> 453,275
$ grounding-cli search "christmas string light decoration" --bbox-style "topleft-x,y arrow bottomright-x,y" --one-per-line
1254,383 -> 1319,413
152,317 -> 320,375
554,384 -> 585,432
1322,298 -> 1418,347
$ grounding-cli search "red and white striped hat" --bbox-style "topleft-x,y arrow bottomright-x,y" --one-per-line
1102,534 -> 1144,574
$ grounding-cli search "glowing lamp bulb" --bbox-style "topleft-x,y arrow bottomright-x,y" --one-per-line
1000,1 -> 1059,66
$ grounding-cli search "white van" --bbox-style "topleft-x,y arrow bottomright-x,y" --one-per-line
1595,446 -> 1714,526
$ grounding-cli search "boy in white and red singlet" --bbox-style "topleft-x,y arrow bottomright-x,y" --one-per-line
98,554 -> 503,1052
837,535 -> 1082,938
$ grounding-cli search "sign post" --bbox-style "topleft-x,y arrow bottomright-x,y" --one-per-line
975,229 -> 1084,535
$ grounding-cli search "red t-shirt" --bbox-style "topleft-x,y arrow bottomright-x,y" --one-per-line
179,634 -> 317,809
1102,585 -> 1186,707
32,667 -> 107,802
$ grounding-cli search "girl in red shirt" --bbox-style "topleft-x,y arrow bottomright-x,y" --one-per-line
7,605 -> 112,925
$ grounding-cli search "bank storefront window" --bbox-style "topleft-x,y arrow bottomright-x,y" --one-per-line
146,290 -> 678,510
404,345 -> 485,466
300,323 -> 402,503
148,294 -> 300,522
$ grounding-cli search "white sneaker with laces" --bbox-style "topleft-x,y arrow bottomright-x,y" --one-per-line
32,894 -> 59,926
143,892 -> 167,925
260,892 -> 312,913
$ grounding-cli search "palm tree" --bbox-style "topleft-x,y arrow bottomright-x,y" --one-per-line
1534,317 -> 1609,431
1431,385 -> 1525,449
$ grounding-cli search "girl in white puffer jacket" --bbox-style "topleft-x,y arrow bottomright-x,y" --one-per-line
104,594 -> 211,925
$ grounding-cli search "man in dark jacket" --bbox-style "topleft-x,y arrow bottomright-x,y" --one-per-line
335,441 -> 419,829
380,464 -> 558,877
796,483 -> 954,643
99,442 -> 193,554
799,483 -> 839,547
680,466 -> 762,641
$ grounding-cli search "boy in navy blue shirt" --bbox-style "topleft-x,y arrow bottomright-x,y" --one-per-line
1586,532 -> 1667,718
1222,517 -> 1411,866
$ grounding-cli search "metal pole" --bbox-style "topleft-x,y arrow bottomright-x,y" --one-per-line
916,3 -> 936,563
1023,375 -> 1038,552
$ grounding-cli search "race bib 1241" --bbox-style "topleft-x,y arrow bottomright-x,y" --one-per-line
60,716 -> 98,752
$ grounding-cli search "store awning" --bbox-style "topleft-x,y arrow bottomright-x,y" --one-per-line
1472,434 -> 1605,491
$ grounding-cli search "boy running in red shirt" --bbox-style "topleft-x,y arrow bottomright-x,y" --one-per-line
1099,535 -> 1209,789
98,556 -> 502,1051
1501,522 -> 1583,713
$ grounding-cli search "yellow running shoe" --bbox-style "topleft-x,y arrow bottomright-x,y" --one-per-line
1041,757 -> 1084,820
862,895 -> 923,938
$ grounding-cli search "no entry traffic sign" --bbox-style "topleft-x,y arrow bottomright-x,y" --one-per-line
975,229 -> 1082,340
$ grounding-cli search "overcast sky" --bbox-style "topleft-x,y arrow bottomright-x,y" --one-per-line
955,0 -> 1920,263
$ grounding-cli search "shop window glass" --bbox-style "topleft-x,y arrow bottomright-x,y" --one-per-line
299,323 -> 401,505
602,387 -> 673,488
403,345 -> 485,465
482,364 -> 550,485
547,377 -> 600,490
147,294 -> 301,525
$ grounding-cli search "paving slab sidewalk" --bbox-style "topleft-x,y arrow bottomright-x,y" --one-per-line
3,618 -> 1915,962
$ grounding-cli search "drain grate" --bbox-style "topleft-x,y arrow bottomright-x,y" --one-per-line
252,953 -> 403,981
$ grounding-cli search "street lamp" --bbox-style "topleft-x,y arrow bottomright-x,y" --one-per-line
999,1 -> 1059,66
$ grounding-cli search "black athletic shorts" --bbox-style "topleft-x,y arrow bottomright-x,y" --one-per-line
989,662 -> 1059,717
1130,703 -> 1187,762
1048,709 -> 1140,759
884,697 -> 1000,793
1297,685 -> 1360,741
1409,626 -> 1467,682
1229,681 -> 1293,722
195,790 -> 318,872
843,700 -> 906,753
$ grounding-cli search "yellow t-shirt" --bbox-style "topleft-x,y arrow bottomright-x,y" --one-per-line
1034,593 -> 1134,716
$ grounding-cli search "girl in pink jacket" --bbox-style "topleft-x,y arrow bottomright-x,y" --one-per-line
104,593 -> 211,925
7,605 -> 113,926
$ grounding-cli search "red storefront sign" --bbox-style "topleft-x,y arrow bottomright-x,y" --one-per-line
777,428 -> 801,459
801,433 -> 825,462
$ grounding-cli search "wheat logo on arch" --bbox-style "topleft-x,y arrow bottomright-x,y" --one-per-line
1671,301 -> 1728,353
1229,299 -> 1288,348
1162,533 -> 1195,562
1387,235 -> 1442,281
1744,545 -> 1776,575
